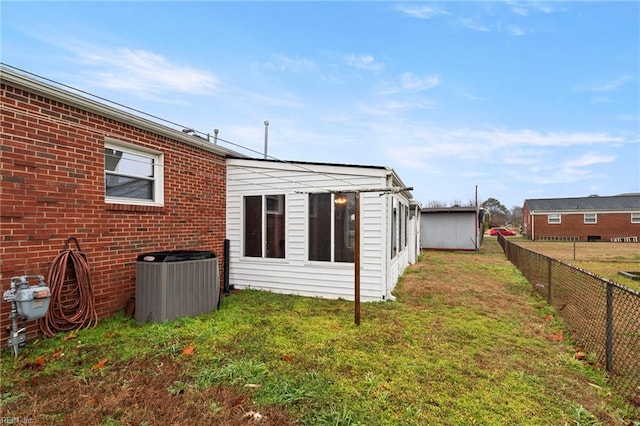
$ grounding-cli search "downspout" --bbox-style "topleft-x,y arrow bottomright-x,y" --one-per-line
531,213 -> 535,241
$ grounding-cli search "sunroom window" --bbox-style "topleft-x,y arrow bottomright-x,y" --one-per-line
308,192 -> 355,263
244,195 -> 286,258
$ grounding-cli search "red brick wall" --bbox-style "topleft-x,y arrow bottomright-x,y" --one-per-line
522,204 -> 532,238
1,82 -> 227,340
529,211 -> 639,241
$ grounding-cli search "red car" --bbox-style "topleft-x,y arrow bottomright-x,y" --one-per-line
488,227 -> 517,236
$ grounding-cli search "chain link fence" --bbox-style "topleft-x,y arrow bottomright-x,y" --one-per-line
498,235 -> 640,404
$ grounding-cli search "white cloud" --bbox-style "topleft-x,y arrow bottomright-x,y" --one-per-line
457,89 -> 486,101
230,87 -> 303,108
395,5 -> 449,19
379,125 -> 625,171
261,54 -> 315,73
357,99 -> 438,116
508,25 -> 526,36
400,72 -> 440,91
616,114 -> 640,122
506,1 -> 556,16
562,151 -> 617,168
591,96 -> 613,104
510,6 -> 529,17
78,47 -> 218,95
489,129 -> 623,147
459,18 -> 491,32
345,54 -> 384,72
573,76 -> 633,92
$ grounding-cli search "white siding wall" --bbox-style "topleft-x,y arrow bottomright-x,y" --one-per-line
386,195 -> 412,299
226,159 -> 411,302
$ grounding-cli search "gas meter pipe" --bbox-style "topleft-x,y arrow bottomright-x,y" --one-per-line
40,238 -> 98,337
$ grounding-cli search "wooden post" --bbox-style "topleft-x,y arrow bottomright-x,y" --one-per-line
354,191 -> 361,326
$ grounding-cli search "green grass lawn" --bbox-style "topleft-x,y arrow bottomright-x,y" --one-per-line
514,239 -> 640,292
1,239 -> 638,425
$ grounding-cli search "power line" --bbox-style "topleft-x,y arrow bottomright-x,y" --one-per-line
2,62 -> 409,195
1,62 -> 195,135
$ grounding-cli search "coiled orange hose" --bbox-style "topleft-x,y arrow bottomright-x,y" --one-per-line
40,239 -> 98,337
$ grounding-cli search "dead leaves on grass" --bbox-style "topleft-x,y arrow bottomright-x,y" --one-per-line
550,332 -> 564,342
6,356 -> 297,425
63,332 -> 78,341
92,358 -> 108,370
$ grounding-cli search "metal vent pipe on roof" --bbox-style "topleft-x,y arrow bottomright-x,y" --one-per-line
264,120 -> 269,159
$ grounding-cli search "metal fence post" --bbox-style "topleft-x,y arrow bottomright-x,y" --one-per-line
547,257 -> 552,304
606,282 -> 614,374
499,241 -> 639,400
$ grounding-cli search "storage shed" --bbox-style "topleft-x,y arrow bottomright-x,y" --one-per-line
420,206 -> 483,251
226,158 -> 417,301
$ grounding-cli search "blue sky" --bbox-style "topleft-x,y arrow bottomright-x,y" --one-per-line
2,1 -> 639,209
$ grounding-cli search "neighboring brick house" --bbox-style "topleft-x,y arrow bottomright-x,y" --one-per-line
522,194 -> 640,241
1,67 -> 241,339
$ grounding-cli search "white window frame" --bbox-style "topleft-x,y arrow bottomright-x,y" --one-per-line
632,212 -> 640,224
242,194 -> 286,259
547,213 -> 561,224
307,192 -> 355,263
584,213 -> 597,224
105,139 -> 164,206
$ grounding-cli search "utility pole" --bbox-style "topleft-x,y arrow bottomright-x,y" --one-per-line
475,185 -> 479,251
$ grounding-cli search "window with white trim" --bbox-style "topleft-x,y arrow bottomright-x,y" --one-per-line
391,205 -> 397,259
244,195 -> 286,258
584,213 -> 597,224
632,212 -> 640,224
548,214 -> 561,224
105,141 -> 164,205
308,192 -> 355,262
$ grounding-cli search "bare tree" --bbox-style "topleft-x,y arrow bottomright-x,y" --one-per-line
482,198 -> 509,227
510,206 -> 523,227
426,200 -> 446,208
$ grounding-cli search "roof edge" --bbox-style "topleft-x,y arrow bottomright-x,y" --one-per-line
1,66 -> 246,158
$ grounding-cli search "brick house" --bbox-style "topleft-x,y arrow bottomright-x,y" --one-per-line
1,67 -> 241,338
522,194 -> 640,241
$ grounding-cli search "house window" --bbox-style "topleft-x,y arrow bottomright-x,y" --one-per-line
308,192 -> 355,262
244,195 -> 285,258
406,205 -> 410,248
105,141 -> 163,205
402,203 -> 408,249
632,213 -> 640,224
584,213 -> 597,224
548,214 -> 561,224
391,205 -> 397,259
